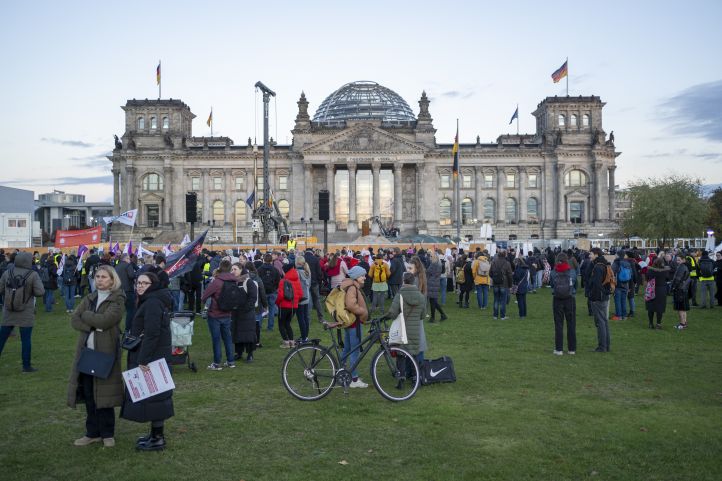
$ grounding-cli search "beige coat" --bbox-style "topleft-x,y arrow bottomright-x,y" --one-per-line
340,278 -> 368,324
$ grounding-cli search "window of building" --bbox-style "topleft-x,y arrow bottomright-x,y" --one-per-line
150,116 -> 157,130
558,114 -> 566,127
439,198 -> 452,225
212,177 -> 222,190
570,201 -> 584,224
484,198 -> 495,222
528,173 -> 538,188
564,169 -> 588,187
582,114 -> 590,127
570,114 -> 578,127
506,173 -> 516,188
213,200 -> 224,224
191,177 -> 200,190
18,219 -> 27,228
527,197 -> 539,223
8,219 -> 17,227
146,204 -> 159,227
142,173 -> 163,191
462,174 -> 472,189
505,198 -> 518,224
235,177 -> 244,191
484,174 -> 493,188
278,199 -> 290,218
440,174 -> 451,189
137,117 -> 145,130
235,200 -> 246,226
162,117 -> 169,129
461,198 -> 473,225
279,175 -> 288,191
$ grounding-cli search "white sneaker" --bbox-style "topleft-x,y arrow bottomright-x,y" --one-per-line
553,350 -> 564,356
568,351 -> 576,355
349,379 -> 368,388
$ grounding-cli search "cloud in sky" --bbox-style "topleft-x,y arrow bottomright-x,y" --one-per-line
661,80 -> 722,142
69,151 -> 113,169
4,175 -> 112,187
40,137 -> 95,148
437,90 -> 474,99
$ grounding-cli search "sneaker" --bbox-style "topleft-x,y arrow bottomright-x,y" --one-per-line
553,350 -> 563,356
102,438 -> 115,448
493,316 -> 498,320
74,436 -> 101,446
501,317 -> 508,320
349,379 -> 368,388
567,351 -> 576,355
22,366 -> 38,373
74,294 -> 81,298
245,355 -> 254,363
280,342 -> 291,349
676,323 -> 687,330
207,363 -> 223,371
611,316 -> 622,321
223,362 -> 237,369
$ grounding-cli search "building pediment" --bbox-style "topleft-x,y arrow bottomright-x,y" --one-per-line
300,124 -> 428,154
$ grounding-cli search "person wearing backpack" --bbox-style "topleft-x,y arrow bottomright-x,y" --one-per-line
294,257 -> 312,342
611,251 -> 632,320
0,252 -> 45,372
230,263 -> 259,362
426,251 -> 447,322
258,253 -> 282,332
645,256 -> 671,329
61,256 -> 78,313
471,252 -> 491,309
275,262 -> 303,349
339,265 -> 369,388
40,256 -> 58,312
625,251 -> 641,318
588,248 -> 611,352
368,254 -> 391,315
671,255 -> 691,329
697,251 -> 715,309
550,252 -> 576,355
511,258 -> 530,318
490,250 -> 513,319
201,259 -> 239,370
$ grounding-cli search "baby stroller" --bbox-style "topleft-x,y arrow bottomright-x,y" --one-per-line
170,311 -> 197,372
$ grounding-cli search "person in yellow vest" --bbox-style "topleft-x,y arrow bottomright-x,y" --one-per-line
287,238 -> 297,252
685,250 -> 699,307
471,252 -> 491,309
368,254 -> 391,315
697,250 -> 716,309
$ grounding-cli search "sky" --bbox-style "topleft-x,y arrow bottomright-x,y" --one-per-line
2,0 -> 721,202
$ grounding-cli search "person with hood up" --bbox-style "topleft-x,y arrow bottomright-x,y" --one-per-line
385,271 -> 428,367
337,265 -> 369,388
275,262 -> 303,349
0,251 -> 45,372
120,271 -> 174,451
511,258 -> 530,318
201,259 -> 238,370
644,256 -> 671,329
230,263 -> 259,362
549,252 -> 577,355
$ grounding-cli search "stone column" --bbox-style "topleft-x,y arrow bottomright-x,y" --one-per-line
304,164 -> 313,220
348,162 -> 357,232
326,163 -> 336,222
593,162 -> 603,222
416,164 -> 423,224
224,168 -> 232,225
393,163 -> 403,222
372,161 -> 381,218
126,166 -> 136,215
557,163 -> 566,222
608,165 -> 616,221
201,169 -> 209,224
475,167 -> 483,221
164,165 -> 174,225
246,169 -> 255,224
112,168 -> 120,215
519,168 -> 527,222
496,167 -> 505,223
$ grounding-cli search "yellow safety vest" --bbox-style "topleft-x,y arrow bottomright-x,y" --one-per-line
687,256 -> 698,278
287,239 -> 297,251
202,262 -> 211,278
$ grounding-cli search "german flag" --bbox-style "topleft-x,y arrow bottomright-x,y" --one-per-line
156,62 -> 161,85
452,125 -> 459,178
206,109 -> 213,127
551,60 -> 568,83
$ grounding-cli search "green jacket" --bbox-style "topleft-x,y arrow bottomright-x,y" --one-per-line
386,285 -> 427,355
0,252 -> 45,328
67,288 -> 126,409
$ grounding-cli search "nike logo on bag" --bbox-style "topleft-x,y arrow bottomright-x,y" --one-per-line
429,367 -> 448,377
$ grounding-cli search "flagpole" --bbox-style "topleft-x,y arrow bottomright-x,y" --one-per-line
158,60 -> 161,99
516,103 -> 519,135
210,107 -> 214,137
455,118 -> 461,242
566,57 -> 569,96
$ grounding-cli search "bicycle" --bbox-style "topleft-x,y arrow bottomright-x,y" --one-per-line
281,318 -> 420,402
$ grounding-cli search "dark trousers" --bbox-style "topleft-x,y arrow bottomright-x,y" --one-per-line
297,304 -> 310,340
591,299 -> 610,351
516,293 -> 527,317
553,297 -> 577,352
0,326 -> 33,368
188,283 -> 202,313
429,297 -> 445,319
235,342 -> 255,357
310,283 -> 324,320
459,289 -> 470,305
647,310 -> 663,326
279,308 -> 295,341
688,277 -> 698,305
80,373 -> 115,438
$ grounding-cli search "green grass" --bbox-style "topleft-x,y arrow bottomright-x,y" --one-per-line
1,289 -> 722,481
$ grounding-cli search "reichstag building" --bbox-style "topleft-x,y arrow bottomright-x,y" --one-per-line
109,81 -> 620,242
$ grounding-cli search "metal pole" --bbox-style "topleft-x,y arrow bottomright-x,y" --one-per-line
324,220 -> 328,254
255,81 -> 276,243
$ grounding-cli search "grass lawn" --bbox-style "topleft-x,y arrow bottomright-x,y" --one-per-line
1,287 -> 721,481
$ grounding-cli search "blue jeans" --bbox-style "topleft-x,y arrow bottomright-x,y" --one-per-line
169,290 -> 180,312
536,271 -> 544,289
627,294 -> 636,315
297,303 -> 310,340
517,293 -> 527,317
342,325 -> 362,379
614,287 -> 628,318
43,289 -> 55,312
0,326 -> 33,368
475,284 -> 489,308
207,316 -> 234,364
439,278 -> 448,305
62,284 -> 76,311
265,292 -> 277,330
493,287 -> 509,318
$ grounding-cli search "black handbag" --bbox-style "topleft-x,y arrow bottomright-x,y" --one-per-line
77,347 -> 115,379
121,332 -> 143,351
420,356 -> 457,385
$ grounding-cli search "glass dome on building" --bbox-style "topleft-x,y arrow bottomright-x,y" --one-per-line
312,81 -> 417,123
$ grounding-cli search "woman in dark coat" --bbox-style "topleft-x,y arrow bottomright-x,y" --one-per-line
512,258 -> 530,318
644,257 -> 670,329
68,265 -> 126,448
120,272 -> 174,451
426,251 -> 446,322
231,263 -> 258,362
459,255 -> 475,308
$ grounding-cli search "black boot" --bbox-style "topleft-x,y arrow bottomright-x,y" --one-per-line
137,426 -> 166,451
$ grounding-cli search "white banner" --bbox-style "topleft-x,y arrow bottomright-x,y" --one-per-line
103,209 -> 138,227
122,358 -> 175,403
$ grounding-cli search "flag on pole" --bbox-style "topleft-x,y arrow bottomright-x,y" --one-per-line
123,240 -> 133,255
111,242 -> 120,255
509,106 -> 519,125
57,254 -> 66,276
246,190 -> 256,208
156,62 -> 161,85
76,244 -> 88,272
551,60 -> 568,83
165,230 -> 209,279
180,234 -> 191,247
163,243 -> 174,256
452,124 -> 459,178
206,109 -> 213,127
137,242 -> 155,257
103,209 -> 138,227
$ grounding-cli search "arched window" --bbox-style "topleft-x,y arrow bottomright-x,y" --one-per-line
558,114 -> 566,127
137,117 -> 145,130
570,114 -> 578,127
439,198 -> 452,226
527,197 -> 539,223
582,114 -> 590,127
212,200 -> 224,224
277,199 -> 290,218
150,116 -> 157,130
484,198 -> 495,222
235,200 -> 246,226
162,117 -> 169,129
505,198 -> 518,224
142,173 -> 163,191
461,198 -> 473,225
564,169 -> 588,187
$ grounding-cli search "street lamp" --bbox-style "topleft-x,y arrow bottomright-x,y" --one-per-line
300,217 -> 312,249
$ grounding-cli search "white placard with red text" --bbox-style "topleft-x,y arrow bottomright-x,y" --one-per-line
122,358 -> 175,403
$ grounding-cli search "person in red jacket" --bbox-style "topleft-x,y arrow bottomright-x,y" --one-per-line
275,263 -> 303,348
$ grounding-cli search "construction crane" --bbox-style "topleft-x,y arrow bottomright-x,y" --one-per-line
252,81 -> 288,243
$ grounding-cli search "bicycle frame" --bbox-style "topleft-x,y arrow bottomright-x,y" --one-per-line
310,318 -> 390,377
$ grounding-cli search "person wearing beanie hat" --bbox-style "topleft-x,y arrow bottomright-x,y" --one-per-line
347,265 -> 366,281
339,264 -> 369,388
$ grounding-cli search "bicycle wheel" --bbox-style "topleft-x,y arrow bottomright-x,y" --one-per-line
370,345 -> 420,402
282,345 -> 337,401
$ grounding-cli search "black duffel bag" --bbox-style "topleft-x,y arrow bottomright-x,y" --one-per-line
420,356 -> 456,385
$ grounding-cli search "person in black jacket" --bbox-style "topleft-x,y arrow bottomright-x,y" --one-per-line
644,256 -> 671,329
387,248 -> 405,298
588,248 -> 611,352
230,263 -> 259,362
715,251 -> 722,307
120,272 -> 174,451
304,249 -> 326,322
257,254 -> 282,332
